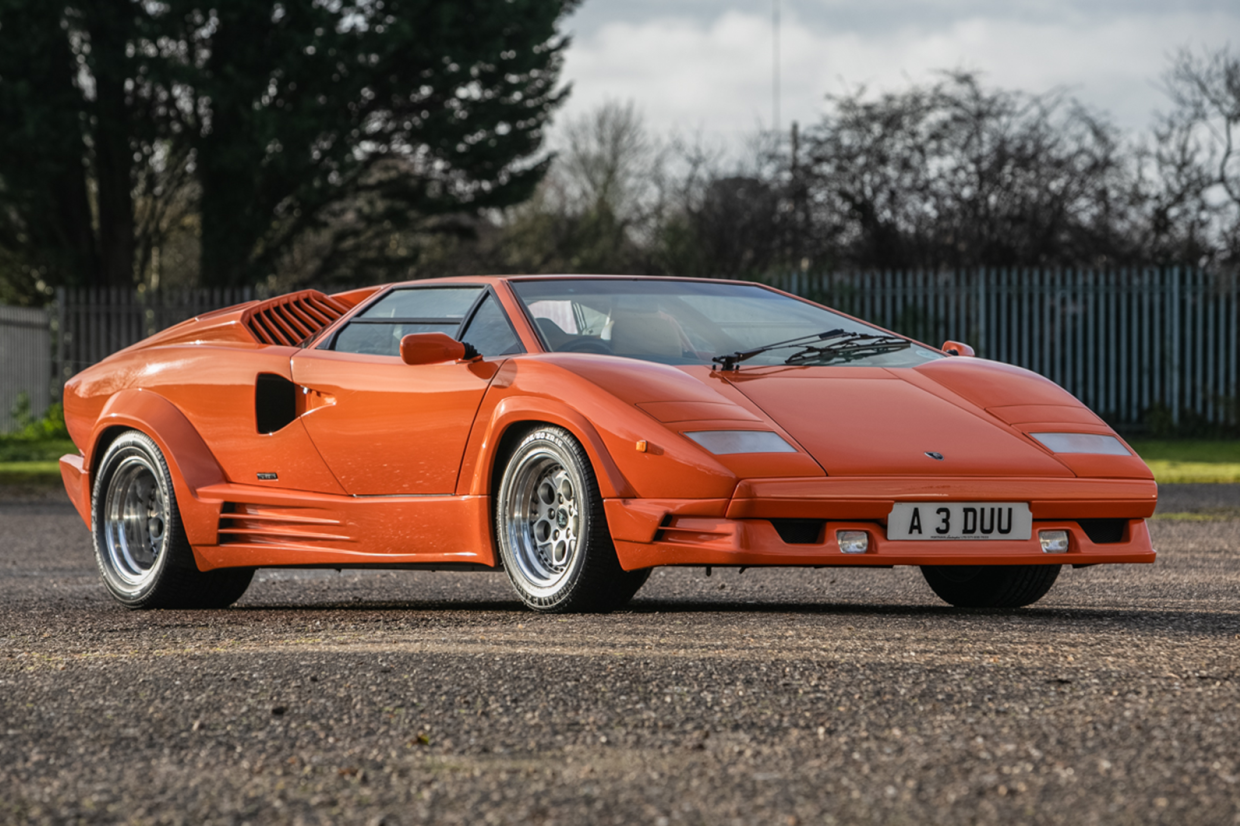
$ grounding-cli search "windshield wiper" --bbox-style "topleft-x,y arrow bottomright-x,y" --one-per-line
782,333 -> 910,366
712,330 -> 911,371
712,329 -> 848,371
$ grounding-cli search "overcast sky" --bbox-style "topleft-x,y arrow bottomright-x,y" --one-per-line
555,0 -> 1240,147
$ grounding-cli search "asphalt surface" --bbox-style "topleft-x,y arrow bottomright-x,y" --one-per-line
2,484 -> 1239,825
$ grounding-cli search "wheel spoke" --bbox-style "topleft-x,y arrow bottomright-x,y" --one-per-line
503,447 -> 587,595
102,453 -> 169,588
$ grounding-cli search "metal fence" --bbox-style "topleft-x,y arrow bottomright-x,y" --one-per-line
54,287 -> 258,397
764,267 -> 1239,429
9,268 -> 1238,434
0,305 -> 52,432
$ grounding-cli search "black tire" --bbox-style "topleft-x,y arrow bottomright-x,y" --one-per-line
920,564 -> 1060,608
91,430 -> 254,609
495,426 -> 649,613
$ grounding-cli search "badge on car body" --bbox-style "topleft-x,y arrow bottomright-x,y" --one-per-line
925,451 -> 944,461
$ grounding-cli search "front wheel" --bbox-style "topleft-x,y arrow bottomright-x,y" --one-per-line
920,564 -> 1060,608
495,427 -> 649,613
92,430 -> 253,609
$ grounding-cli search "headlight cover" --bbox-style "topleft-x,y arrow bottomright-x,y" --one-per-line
683,430 -> 797,455
1030,432 -> 1130,456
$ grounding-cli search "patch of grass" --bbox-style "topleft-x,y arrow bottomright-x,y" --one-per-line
0,439 -> 77,488
1142,461 -> 1240,484
0,461 -> 60,472
0,439 -> 77,463
1127,440 -> 1240,463
1128,440 -> 1240,484
1151,508 -> 1240,521
0,440 -> 74,489
0,462 -> 63,487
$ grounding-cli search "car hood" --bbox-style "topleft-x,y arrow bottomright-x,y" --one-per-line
721,362 -> 1075,477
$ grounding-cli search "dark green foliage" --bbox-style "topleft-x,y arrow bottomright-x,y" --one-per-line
0,1 -> 100,299
0,0 -> 574,295
0,393 -> 73,464
175,0 -> 573,286
658,175 -> 783,280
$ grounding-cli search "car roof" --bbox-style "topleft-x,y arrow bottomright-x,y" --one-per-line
382,274 -> 763,289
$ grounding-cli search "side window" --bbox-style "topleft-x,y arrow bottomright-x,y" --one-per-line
331,287 -> 482,356
460,294 -> 523,357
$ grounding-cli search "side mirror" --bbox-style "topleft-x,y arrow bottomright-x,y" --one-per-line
400,332 -> 466,365
941,340 -> 975,357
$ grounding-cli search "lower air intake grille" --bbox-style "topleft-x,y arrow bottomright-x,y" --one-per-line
242,290 -> 349,346
1078,519 -> 1127,544
770,519 -> 825,544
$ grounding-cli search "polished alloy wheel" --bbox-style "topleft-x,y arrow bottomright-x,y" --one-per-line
92,430 -> 254,609
504,448 -> 584,597
496,427 -> 651,613
101,454 -> 169,592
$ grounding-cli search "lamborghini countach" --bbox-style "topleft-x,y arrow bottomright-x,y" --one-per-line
59,276 -> 1157,612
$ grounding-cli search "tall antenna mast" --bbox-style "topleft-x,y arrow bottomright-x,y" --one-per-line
773,0 -> 781,139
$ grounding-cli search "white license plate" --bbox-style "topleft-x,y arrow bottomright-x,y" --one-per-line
887,502 -> 1032,541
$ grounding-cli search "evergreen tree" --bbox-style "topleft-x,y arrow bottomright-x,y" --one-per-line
0,0 -> 576,296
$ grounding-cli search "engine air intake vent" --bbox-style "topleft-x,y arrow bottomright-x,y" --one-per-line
242,290 -> 349,346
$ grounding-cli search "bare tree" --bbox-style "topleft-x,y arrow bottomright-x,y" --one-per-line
793,72 -> 1141,271
1158,46 -> 1240,266
485,100 -> 668,275
654,134 -> 785,280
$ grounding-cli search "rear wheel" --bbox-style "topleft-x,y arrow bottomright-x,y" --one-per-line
495,427 -> 649,613
92,431 -> 253,609
920,564 -> 1060,608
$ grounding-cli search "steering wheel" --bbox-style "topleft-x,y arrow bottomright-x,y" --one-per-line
559,338 -> 613,355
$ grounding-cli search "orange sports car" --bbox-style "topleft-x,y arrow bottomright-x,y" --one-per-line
59,276 -> 1157,612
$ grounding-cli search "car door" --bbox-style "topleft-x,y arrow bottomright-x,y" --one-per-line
290,285 -> 523,495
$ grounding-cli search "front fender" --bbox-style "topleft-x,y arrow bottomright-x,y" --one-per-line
461,396 -> 637,499
456,360 -> 739,501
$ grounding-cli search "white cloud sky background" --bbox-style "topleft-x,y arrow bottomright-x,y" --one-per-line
554,1 -> 1240,149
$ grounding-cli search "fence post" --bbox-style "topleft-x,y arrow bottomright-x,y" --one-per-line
54,287 -> 66,402
1170,267 -> 1180,426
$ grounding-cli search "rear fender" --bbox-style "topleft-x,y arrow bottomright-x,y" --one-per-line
88,389 -> 224,549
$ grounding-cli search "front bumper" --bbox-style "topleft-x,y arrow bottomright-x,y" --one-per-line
606,475 -> 1158,570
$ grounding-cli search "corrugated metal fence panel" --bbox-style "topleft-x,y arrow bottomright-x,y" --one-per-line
32,272 -> 1240,430
0,305 -> 52,432
55,287 -> 257,391
762,268 -> 1240,428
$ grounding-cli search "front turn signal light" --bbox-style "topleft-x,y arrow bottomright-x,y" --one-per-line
683,430 -> 797,455
1029,433 -> 1130,455
1039,530 -> 1070,553
837,530 -> 869,554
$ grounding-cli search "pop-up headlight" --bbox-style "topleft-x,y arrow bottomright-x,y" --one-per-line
1030,433 -> 1130,456
683,430 -> 797,455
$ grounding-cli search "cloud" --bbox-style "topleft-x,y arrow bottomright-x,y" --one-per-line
558,6 -> 1240,146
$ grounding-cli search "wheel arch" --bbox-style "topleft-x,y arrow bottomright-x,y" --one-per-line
87,389 -> 225,549
466,397 -> 637,501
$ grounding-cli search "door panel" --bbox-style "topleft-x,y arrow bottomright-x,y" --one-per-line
291,350 -> 497,495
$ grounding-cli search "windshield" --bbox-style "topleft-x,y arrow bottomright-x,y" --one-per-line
510,279 -> 943,368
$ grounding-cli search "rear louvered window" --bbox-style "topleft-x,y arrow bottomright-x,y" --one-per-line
242,291 -> 349,346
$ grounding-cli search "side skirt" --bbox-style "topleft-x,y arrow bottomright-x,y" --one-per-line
188,483 -> 496,571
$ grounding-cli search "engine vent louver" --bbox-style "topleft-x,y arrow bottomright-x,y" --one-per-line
242,290 -> 349,347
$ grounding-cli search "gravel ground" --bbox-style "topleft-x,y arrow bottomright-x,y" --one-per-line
1,485 -> 1238,825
